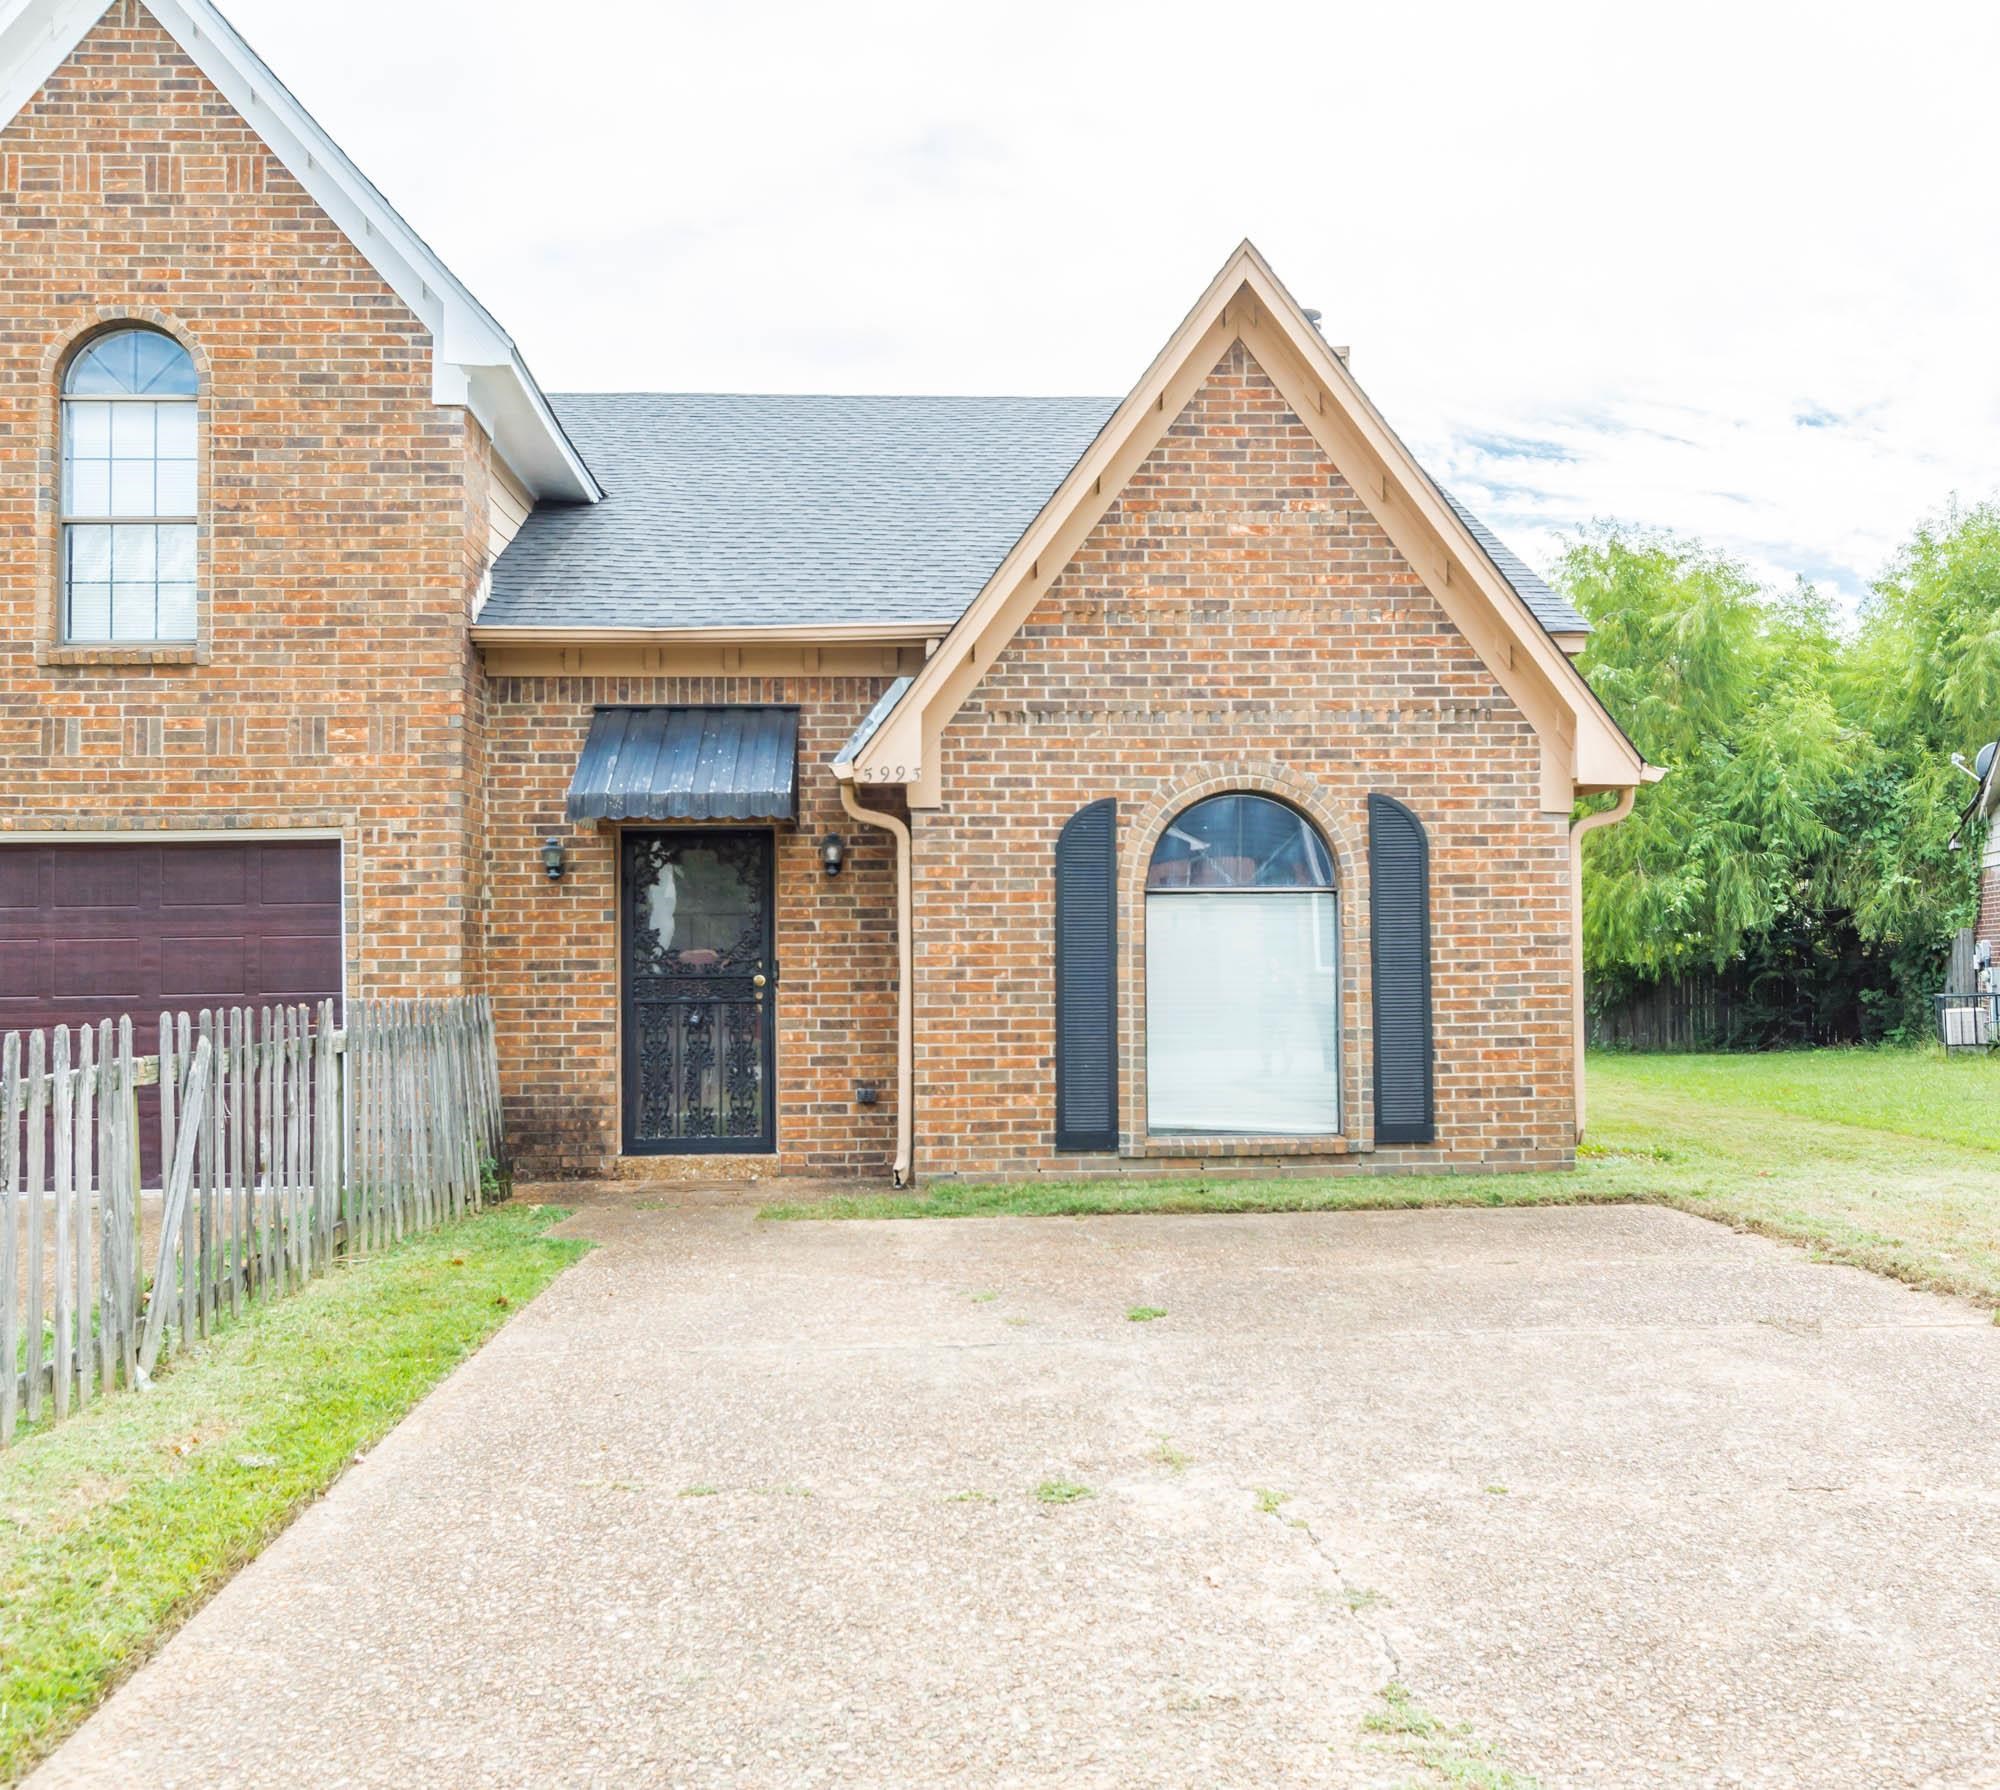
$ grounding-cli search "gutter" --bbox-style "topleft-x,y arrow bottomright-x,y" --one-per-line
837,779 -> 914,1187
471,621 -> 946,649
1568,785 -> 1640,1139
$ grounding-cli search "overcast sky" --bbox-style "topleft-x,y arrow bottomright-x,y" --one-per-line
224,0 -> 2000,609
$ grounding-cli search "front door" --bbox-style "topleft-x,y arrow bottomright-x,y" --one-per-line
621,830 -> 776,1154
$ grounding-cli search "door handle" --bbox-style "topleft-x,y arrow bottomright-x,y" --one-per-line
752,974 -> 768,989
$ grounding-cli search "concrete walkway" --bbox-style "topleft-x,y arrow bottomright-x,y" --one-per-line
29,1194 -> 2000,1789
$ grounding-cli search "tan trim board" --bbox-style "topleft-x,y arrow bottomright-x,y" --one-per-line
471,621 -> 947,647
479,642 -> 929,680
1225,276 -> 1642,790
846,240 -> 1651,808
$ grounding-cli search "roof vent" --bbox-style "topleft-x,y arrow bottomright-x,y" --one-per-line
1302,308 -> 1324,329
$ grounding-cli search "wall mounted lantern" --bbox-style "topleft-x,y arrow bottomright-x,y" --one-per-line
541,835 -> 567,881
820,833 -> 846,877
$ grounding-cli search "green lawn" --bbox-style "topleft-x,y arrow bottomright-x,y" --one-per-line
764,1049 -> 2000,1311
0,1204 -> 589,1782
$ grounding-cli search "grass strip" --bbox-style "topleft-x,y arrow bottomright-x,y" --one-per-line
0,1202 -> 589,1782
764,1050 -> 2000,1310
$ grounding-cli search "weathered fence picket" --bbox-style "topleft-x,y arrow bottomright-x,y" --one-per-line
3,996 -> 503,1443
1,1033 -> 18,1446
51,1025 -> 71,1424
24,1029 -> 45,1425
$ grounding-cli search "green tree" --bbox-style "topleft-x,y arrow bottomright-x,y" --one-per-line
1846,499 -> 2000,753
1560,528 -> 1851,988
1561,503 -> 1995,1044
1823,500 -> 2000,1028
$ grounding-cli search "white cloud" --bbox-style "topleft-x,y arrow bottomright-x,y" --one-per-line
221,0 -> 2000,604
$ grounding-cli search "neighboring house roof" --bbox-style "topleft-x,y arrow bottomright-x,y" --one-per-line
485,392 -> 1584,639
485,394 -> 1117,631
0,0 -> 599,503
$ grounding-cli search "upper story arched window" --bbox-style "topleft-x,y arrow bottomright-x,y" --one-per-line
61,327 -> 199,643
1145,793 -> 1339,1135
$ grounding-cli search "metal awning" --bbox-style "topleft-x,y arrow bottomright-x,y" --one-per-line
565,706 -> 799,823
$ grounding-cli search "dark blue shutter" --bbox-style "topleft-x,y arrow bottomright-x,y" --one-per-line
1054,798 -> 1118,1152
1369,793 -> 1434,1145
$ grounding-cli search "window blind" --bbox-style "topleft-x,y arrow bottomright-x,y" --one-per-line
1145,890 -> 1338,1134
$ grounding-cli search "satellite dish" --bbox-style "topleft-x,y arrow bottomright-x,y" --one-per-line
1978,740 -> 1998,781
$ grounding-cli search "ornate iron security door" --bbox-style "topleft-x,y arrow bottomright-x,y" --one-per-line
621,831 -> 776,1154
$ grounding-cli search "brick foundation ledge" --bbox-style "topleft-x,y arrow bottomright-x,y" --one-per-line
1125,1133 -> 1363,1160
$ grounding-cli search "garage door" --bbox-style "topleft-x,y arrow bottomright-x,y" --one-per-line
0,839 -> 342,1177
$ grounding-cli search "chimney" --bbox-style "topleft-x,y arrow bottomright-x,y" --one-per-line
1301,308 -> 1350,363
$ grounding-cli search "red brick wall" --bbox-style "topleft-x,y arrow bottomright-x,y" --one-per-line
0,3 -> 484,1000
482,676 -> 903,1177
911,341 -> 1575,1178
1979,830 -> 2000,954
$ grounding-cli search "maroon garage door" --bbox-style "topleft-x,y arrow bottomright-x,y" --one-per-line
0,840 -> 342,1178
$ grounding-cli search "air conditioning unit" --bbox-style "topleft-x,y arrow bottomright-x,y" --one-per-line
1943,1002 -> 1994,1048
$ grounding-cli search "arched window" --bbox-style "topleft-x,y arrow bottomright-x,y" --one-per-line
60,327 -> 199,643
1145,793 -> 1338,1134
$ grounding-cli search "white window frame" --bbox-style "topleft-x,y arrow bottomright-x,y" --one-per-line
60,331 -> 199,645
1143,796 -> 1342,1138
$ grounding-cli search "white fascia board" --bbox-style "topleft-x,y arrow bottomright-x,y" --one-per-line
0,0 -> 99,123
0,0 -> 601,503
467,358 -> 598,500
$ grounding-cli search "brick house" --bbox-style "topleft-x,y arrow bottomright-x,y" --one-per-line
0,1 -> 1654,1183
1963,741 -> 1999,1011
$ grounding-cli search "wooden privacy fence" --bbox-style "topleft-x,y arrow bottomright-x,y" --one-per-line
0,996 -> 503,1448
1588,976 -> 1740,1051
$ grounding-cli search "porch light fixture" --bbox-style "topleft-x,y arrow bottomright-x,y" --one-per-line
541,835 -> 567,881
820,833 -> 845,877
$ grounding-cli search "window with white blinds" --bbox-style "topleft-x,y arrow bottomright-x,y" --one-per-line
1144,794 -> 1339,1135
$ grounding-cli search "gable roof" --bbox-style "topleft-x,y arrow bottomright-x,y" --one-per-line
483,392 -> 1586,638
839,241 -> 1651,804
0,0 -> 599,502
1439,490 -> 1587,636
485,394 -> 1114,631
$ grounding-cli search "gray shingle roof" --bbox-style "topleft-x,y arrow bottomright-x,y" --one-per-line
487,394 -> 1114,630
1438,489 -> 1588,635
485,392 -> 1587,639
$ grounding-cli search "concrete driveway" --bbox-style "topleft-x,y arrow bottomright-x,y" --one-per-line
29,1193 -> 2000,1789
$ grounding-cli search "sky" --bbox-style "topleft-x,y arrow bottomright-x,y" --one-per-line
220,0 -> 2000,610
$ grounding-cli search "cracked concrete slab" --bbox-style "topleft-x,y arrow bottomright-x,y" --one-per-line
28,1197 -> 2000,1788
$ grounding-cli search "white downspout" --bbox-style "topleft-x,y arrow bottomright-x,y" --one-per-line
839,779 -> 914,1187
1568,785 -> 1637,1140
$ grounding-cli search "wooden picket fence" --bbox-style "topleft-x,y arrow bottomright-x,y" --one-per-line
0,996 -> 503,1448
